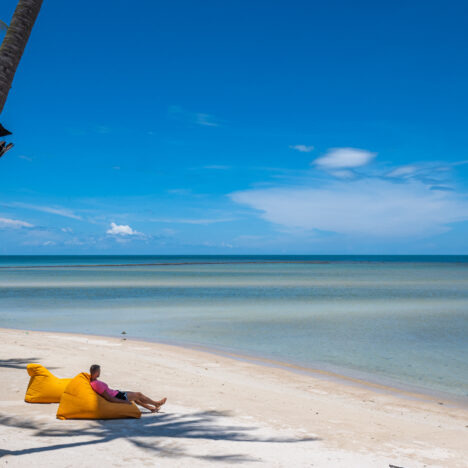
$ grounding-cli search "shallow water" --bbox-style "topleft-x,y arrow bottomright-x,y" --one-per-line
1,255 -> 467,399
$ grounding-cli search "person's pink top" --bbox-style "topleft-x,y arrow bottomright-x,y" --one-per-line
90,379 -> 118,397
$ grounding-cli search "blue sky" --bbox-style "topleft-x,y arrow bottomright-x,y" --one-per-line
1,0 -> 468,254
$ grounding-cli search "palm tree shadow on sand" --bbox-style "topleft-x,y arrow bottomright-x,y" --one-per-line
0,410 -> 320,463
0,357 -> 43,370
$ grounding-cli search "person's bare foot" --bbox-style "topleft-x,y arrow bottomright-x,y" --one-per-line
155,397 -> 167,408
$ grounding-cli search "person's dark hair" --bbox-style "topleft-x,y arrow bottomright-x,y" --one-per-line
90,364 -> 100,375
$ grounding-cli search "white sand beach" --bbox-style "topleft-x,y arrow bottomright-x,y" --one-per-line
0,327 -> 467,467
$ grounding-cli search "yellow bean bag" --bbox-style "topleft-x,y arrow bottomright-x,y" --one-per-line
25,363 -> 72,403
56,372 -> 141,420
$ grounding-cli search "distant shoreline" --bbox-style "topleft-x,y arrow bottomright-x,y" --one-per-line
0,260 -> 331,269
1,259 -> 468,269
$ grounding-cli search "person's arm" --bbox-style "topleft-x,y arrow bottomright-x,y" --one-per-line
101,390 -> 131,404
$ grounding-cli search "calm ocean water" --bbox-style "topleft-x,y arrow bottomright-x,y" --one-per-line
1,255 -> 467,399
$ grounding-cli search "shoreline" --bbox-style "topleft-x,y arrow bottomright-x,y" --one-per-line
3,325 -> 466,408
167,340 -> 468,408
1,327 -> 467,467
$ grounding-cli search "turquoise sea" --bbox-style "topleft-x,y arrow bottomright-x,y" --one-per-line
1,255 -> 467,400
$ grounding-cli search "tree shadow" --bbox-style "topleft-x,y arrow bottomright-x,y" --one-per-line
0,358 -> 40,370
0,410 -> 319,463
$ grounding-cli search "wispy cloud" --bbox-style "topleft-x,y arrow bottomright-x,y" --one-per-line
430,185 -> 454,192
387,165 -> 418,178
106,222 -> 142,236
66,125 -> 112,136
167,188 -> 193,196
18,155 -> 33,162
290,145 -> 314,153
313,148 -> 376,169
3,202 -> 82,220
230,178 -> 468,237
203,165 -> 231,170
452,160 -> 468,167
94,125 -> 111,134
168,106 -> 221,127
195,113 -> 220,127
329,169 -> 355,179
0,217 -> 34,229
152,217 -> 236,225
200,240 -> 234,248
383,161 -> 458,188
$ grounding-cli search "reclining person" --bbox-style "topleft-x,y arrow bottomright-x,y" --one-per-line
89,364 -> 166,413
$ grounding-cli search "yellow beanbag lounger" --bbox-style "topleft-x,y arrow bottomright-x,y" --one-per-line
56,372 -> 141,420
25,363 -> 72,403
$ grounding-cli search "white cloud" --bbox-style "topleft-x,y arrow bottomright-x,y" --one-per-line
0,217 -> 34,229
290,145 -> 314,153
230,179 -> 468,237
313,148 -> 376,169
106,222 -> 141,236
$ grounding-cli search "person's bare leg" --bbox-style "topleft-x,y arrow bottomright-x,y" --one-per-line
127,392 -> 166,408
141,395 -> 166,407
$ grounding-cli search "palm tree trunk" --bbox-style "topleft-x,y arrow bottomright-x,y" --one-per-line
0,0 -> 43,115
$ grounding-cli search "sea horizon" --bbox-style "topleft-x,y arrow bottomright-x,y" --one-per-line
1,253 -> 468,266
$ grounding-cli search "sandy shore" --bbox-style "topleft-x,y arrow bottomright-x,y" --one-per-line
0,328 -> 466,467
